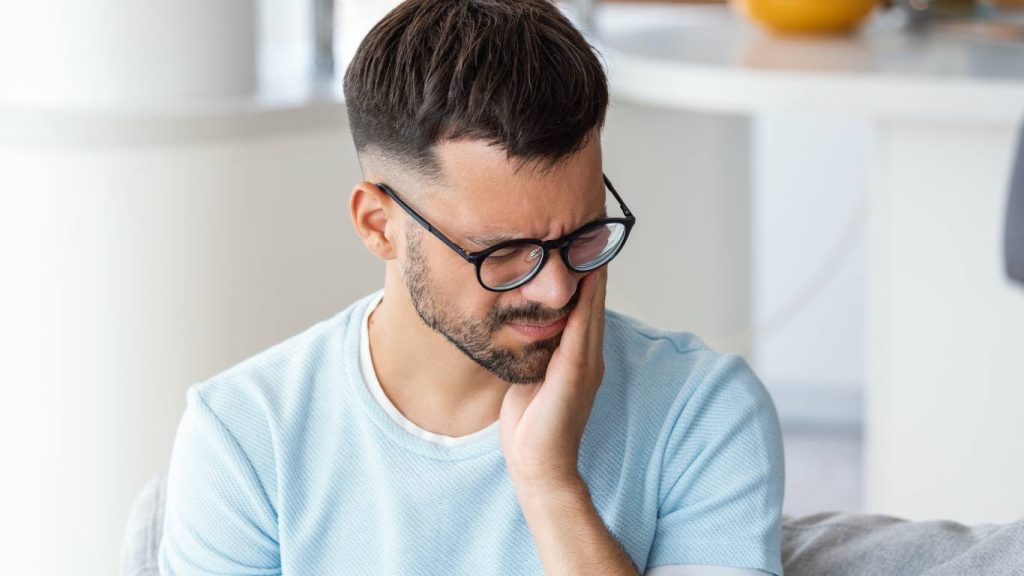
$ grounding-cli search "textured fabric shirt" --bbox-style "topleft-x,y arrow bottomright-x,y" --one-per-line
159,290 -> 786,575
355,292 -> 773,576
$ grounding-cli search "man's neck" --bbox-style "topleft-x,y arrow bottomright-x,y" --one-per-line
366,284 -> 510,438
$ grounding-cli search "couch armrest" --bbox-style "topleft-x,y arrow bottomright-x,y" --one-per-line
782,511 -> 1023,575
119,474 -> 167,576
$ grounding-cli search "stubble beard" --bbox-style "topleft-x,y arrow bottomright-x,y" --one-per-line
401,228 -> 579,385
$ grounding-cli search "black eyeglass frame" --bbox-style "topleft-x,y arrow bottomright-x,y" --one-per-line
375,174 -> 636,292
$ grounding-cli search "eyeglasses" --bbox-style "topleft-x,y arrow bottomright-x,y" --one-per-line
375,174 -> 636,292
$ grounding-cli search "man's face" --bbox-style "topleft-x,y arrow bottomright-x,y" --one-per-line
397,133 -> 606,385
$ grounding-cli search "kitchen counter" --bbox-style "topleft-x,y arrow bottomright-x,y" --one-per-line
594,4 -> 1024,524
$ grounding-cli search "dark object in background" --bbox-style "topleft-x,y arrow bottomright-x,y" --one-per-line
1007,122 -> 1024,286
897,0 -> 978,27
313,0 -> 334,79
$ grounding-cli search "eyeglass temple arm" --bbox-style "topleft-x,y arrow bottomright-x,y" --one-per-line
375,183 -> 476,262
603,174 -> 634,220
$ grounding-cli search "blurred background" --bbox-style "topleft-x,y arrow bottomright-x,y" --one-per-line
2,0 -> 1023,574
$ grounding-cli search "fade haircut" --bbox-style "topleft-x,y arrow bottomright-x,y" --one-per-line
343,0 -> 608,179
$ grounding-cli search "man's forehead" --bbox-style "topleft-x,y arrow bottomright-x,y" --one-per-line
465,203 -> 609,247
428,136 -> 606,242
434,133 -> 600,185
446,171 -> 609,246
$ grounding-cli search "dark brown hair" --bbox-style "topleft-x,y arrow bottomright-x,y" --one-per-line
343,0 -> 608,178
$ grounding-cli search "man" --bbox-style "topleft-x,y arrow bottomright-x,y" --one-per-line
158,1 -> 785,574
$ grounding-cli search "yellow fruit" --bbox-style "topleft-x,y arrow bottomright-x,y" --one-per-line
731,0 -> 879,34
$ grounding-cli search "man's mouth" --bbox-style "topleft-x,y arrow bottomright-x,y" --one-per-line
507,316 -> 568,339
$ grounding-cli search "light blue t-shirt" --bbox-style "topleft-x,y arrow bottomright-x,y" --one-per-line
159,290 -> 785,575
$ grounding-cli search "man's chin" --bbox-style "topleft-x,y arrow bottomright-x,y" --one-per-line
480,336 -> 560,385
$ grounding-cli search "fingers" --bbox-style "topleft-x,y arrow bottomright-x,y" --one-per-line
575,269 -> 609,351
586,268 -> 607,371
591,267 -> 606,318
590,267 -> 607,344
555,284 -> 589,362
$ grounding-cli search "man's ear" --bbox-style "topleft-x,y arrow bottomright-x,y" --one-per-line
349,181 -> 398,261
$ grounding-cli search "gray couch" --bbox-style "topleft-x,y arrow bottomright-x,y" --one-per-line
122,473 -> 1024,576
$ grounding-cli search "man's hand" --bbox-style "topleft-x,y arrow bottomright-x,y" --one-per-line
498,267 -> 637,575
499,266 -> 607,500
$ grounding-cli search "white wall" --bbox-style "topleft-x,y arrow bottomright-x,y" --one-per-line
750,111 -> 870,428
864,120 -> 1024,523
602,99 -> 754,358
0,123 -> 377,576
604,102 -> 872,429
0,1 -> 257,107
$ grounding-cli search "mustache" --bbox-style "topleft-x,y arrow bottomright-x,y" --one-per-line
489,286 -> 582,326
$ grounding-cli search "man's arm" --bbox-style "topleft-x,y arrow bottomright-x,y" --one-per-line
517,477 -> 639,576
500,269 -> 631,574
644,354 -> 785,575
159,385 -> 281,575
517,479 -> 773,576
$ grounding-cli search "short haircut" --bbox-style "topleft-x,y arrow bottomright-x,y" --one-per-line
343,0 -> 608,179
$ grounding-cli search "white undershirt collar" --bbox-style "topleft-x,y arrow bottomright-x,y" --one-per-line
359,292 -> 500,447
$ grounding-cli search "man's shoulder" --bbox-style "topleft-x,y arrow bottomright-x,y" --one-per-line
604,308 -> 708,355
189,291 -> 378,422
601,308 -> 772,421
603,308 -> 722,379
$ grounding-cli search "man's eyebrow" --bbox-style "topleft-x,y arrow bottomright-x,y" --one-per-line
466,205 -> 608,247
467,232 -> 518,246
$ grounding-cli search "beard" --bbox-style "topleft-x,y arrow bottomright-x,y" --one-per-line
402,227 -> 580,384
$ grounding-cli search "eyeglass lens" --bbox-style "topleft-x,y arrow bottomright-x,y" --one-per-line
478,221 -> 627,290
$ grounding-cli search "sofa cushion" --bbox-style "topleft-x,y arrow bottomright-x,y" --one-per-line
119,474 -> 166,576
782,511 -> 1024,575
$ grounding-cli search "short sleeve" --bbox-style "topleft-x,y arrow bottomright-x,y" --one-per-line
159,385 -> 282,575
646,354 -> 785,576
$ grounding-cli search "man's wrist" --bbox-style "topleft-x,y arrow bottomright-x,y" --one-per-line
513,473 -> 590,511
514,474 -> 640,575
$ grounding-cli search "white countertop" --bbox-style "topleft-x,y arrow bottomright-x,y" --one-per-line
595,4 -> 1024,123
0,74 -> 348,147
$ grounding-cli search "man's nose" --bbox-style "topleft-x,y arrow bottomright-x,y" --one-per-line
517,249 -> 579,311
